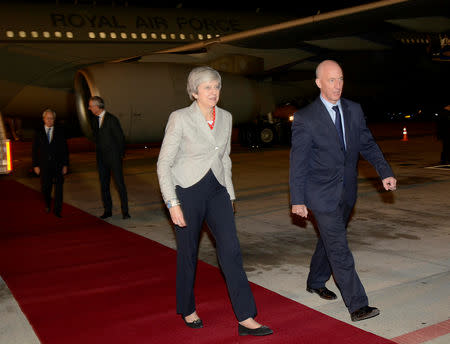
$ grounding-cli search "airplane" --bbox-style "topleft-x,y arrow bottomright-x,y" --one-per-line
0,0 -> 449,153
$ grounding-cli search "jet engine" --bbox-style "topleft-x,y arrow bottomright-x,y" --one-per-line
74,62 -> 275,143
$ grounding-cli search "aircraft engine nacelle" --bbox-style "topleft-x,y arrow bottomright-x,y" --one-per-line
74,62 -> 274,143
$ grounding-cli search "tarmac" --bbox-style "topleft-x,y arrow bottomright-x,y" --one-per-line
1,122 -> 449,343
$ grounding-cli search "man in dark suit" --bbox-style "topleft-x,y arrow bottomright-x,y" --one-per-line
289,60 -> 397,322
32,109 -> 69,217
89,96 -> 130,220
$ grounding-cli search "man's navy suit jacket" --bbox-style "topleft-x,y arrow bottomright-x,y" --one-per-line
289,97 -> 393,213
91,112 -> 126,163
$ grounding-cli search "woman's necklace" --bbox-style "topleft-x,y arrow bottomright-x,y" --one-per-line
207,107 -> 216,130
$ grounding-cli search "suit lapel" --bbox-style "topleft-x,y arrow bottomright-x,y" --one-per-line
315,98 -> 342,148
341,99 -> 352,152
190,102 -> 215,144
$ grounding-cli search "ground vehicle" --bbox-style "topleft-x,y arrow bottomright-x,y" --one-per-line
238,103 -> 297,147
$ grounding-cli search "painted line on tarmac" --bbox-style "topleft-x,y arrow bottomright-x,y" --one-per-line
391,319 -> 450,344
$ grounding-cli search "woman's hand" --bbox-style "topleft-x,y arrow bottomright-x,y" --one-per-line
169,205 -> 187,227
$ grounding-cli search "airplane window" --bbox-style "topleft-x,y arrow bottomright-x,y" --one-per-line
121,33 -> 127,39
131,33 -> 137,39
66,32 -> 73,38
31,31 -> 39,38
141,33 -> 148,39
54,31 -> 62,38
89,32 -> 96,39
151,33 -> 157,39
99,32 -> 106,39
189,34 -> 195,40
180,34 -> 186,40
6,31 -> 14,38
110,32 -> 117,39
19,31 -> 26,38
43,31 -> 50,38
170,33 -> 176,39
215,34 -> 220,37
161,34 -> 167,39
198,34 -> 204,40
207,34 -> 212,39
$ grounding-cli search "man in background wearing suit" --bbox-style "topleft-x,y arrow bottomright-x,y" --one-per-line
289,60 -> 397,322
32,109 -> 69,217
89,96 -> 130,220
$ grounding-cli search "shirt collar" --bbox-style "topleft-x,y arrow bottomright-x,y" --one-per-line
320,95 -> 341,112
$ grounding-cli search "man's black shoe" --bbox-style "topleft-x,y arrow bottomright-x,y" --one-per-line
100,212 -> 112,219
306,286 -> 337,300
351,306 -> 380,321
122,213 -> 131,219
238,324 -> 273,336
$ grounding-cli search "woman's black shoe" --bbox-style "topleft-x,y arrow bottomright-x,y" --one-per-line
238,324 -> 273,336
183,318 -> 203,329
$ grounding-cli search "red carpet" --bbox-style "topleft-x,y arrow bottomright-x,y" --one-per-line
0,180 -> 395,343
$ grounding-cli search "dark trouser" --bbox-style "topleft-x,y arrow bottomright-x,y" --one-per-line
174,170 -> 257,322
307,200 -> 368,313
97,156 -> 128,214
41,165 -> 63,214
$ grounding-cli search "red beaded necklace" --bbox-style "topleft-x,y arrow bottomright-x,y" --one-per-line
207,107 -> 216,130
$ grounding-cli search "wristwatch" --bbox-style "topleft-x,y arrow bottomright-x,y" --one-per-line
166,199 -> 180,209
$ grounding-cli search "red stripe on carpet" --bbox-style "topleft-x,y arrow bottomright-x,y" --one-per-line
391,320 -> 450,344
0,180 -> 396,343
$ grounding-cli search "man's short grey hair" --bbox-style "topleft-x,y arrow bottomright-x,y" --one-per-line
89,96 -> 105,109
42,109 -> 56,119
186,66 -> 222,100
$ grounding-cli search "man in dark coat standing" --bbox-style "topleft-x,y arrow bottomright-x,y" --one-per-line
289,60 -> 397,322
32,109 -> 69,217
89,96 -> 130,219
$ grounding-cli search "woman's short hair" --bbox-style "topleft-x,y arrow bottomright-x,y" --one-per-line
186,66 -> 222,100
42,109 -> 56,119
